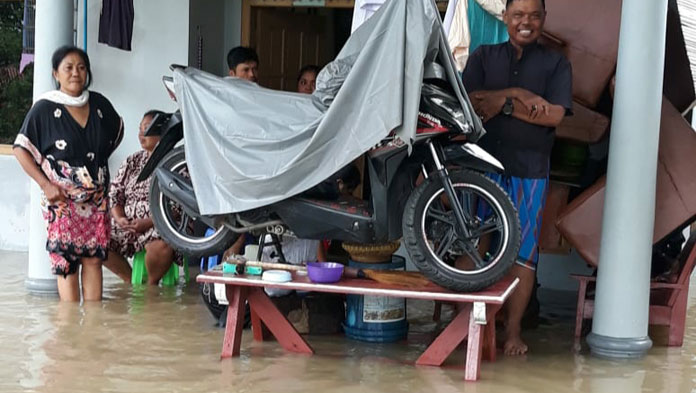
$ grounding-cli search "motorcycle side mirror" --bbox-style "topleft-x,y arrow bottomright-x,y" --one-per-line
144,112 -> 173,137
169,64 -> 187,71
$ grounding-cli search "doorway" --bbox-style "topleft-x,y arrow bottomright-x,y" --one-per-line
242,1 -> 353,90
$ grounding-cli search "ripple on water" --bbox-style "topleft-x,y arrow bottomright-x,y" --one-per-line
2,251 -> 696,393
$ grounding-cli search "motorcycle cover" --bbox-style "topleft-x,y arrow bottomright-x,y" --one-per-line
174,0 -> 484,215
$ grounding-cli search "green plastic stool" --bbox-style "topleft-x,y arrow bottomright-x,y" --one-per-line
131,250 -> 189,286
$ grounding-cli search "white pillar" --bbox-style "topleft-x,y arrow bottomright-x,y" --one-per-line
586,0 -> 669,358
25,0 -> 75,294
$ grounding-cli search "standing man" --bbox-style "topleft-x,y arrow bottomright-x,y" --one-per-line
461,0 -> 572,355
227,46 -> 259,82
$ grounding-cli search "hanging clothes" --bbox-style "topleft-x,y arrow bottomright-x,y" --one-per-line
446,0 -> 507,71
447,0 -> 472,71
351,0 -> 387,33
98,0 -> 134,51
442,0 -> 459,34
467,0 -> 508,54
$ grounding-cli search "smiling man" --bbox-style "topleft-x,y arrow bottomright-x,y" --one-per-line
461,0 -> 573,356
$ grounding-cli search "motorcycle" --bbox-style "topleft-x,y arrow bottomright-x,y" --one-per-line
138,70 -> 520,292
139,0 -> 521,292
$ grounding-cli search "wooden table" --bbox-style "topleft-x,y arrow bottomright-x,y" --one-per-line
197,271 -> 518,381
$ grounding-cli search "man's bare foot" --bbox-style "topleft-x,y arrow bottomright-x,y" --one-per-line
503,327 -> 528,356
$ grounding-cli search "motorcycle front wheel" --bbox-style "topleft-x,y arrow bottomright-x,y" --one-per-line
402,170 -> 521,292
149,146 -> 239,258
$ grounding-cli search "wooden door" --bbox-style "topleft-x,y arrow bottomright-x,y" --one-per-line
251,8 -> 331,91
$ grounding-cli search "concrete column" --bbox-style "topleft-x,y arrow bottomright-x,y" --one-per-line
25,0 -> 75,294
586,0 -> 669,358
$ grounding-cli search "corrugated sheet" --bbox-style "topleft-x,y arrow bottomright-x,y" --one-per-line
678,0 -> 696,93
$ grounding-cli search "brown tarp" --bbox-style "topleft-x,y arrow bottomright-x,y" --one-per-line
546,0 -> 696,265
556,99 -> 696,267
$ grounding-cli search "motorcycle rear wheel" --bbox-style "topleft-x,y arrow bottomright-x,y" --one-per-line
402,170 -> 521,292
149,146 -> 239,258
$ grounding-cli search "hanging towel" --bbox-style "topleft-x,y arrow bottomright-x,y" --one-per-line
447,0 -> 471,71
447,0 -> 507,71
442,0 -> 459,34
98,0 -> 134,51
467,0 -> 508,54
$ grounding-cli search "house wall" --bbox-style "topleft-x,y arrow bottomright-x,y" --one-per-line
0,155 -> 31,251
80,0 -> 190,172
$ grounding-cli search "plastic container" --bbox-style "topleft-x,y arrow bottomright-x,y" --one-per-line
262,270 -> 293,297
306,262 -> 344,283
343,255 -> 408,342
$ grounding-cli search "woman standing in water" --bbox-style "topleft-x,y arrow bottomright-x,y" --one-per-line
13,46 -> 123,301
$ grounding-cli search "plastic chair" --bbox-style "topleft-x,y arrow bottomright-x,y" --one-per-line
131,249 -> 189,286
573,232 -> 696,346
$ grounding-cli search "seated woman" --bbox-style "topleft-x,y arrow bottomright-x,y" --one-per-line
103,110 -> 180,284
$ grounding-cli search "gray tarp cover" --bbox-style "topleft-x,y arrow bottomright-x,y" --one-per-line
174,0 -> 482,215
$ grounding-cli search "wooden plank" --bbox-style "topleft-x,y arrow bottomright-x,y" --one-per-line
201,273 -> 519,380
221,286 -> 248,358
249,0 -> 294,7
246,287 -> 314,354
465,308 -> 484,382
416,304 -> 471,367
197,272 -> 519,305
574,278 -> 588,342
250,308 -> 266,341
482,305 -> 501,362
325,0 -> 354,8
0,145 -> 13,155
241,0 -> 252,47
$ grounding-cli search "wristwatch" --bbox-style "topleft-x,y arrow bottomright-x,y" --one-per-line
502,97 -> 514,116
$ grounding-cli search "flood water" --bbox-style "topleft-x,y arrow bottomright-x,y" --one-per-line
1,250 -> 695,393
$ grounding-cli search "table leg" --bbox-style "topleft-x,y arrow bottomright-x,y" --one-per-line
250,308 -> 265,341
465,305 -> 485,382
221,285 -> 248,359
482,304 -> 501,362
416,303 -> 472,366
246,288 -> 314,355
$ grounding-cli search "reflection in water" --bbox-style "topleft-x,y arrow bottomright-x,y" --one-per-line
1,250 -> 695,393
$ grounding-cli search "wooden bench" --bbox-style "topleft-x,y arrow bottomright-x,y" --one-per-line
196,271 -> 518,381
572,232 -> 696,346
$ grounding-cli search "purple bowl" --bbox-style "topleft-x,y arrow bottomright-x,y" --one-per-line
306,262 -> 344,283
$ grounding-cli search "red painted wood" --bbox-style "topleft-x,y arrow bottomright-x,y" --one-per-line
668,289 -> 688,346
572,234 -> 696,347
246,288 -> 314,355
198,272 -> 518,381
574,279 -> 588,341
197,272 -> 517,305
465,310 -> 484,382
250,308 -> 265,342
221,286 -> 247,359
416,304 -> 472,366
482,305 -> 501,362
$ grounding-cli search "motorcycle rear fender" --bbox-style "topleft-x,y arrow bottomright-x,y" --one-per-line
443,143 -> 504,174
368,145 -> 423,241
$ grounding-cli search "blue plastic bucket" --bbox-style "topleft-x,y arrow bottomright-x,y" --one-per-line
343,255 -> 409,342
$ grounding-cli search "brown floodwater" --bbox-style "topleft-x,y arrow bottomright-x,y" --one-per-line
1,250 -> 695,393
